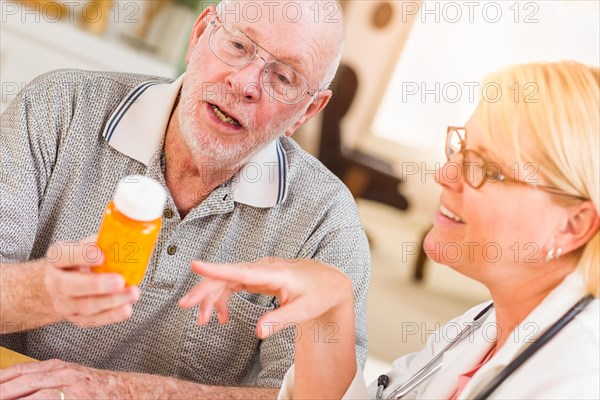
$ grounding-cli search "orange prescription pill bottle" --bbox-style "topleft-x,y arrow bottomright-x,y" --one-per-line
93,175 -> 167,286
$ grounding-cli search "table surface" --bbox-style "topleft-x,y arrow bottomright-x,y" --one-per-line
0,346 -> 36,369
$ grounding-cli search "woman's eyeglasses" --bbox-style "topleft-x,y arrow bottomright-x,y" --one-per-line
445,126 -> 587,200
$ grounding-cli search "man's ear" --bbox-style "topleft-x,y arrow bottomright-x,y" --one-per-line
555,201 -> 600,256
185,5 -> 217,64
283,89 -> 333,138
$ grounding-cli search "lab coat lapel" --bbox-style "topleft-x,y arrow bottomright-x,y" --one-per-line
421,315 -> 498,399
459,272 -> 588,398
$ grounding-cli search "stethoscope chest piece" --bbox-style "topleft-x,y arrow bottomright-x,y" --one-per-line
375,374 -> 389,399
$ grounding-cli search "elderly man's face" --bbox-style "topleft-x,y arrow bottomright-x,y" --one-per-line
178,2 -> 336,166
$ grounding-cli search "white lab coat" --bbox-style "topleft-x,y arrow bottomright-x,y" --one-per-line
278,271 -> 599,399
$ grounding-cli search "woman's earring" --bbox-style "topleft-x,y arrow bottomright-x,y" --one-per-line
546,247 -> 563,261
546,247 -> 555,261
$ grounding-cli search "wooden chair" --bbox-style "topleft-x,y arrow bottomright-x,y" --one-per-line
319,63 -> 432,281
318,63 -> 409,212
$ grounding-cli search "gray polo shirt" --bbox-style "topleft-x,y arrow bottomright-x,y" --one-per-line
0,69 -> 370,388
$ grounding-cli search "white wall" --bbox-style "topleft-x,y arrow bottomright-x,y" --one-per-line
369,0 -> 599,217
374,0 -> 600,151
0,0 -> 194,112
295,0 -> 600,219
295,0 -> 420,155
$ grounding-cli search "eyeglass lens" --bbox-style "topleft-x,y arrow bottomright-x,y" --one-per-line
463,150 -> 487,188
446,128 -> 464,158
446,128 -> 489,188
211,21 -> 308,103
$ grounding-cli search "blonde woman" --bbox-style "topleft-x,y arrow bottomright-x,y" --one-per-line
179,61 -> 599,399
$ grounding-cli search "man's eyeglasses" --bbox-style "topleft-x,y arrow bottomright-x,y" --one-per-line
208,17 -> 316,105
445,126 -> 587,200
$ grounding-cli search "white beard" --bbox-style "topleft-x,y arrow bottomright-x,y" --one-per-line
177,80 -> 304,166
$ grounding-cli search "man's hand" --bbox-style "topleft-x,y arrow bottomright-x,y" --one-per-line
0,360 -> 280,400
0,359 -> 131,399
0,236 -> 140,334
42,236 -> 140,327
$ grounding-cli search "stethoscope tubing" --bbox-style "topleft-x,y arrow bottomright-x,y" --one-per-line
377,296 -> 593,400
472,295 -> 594,400
378,303 -> 495,400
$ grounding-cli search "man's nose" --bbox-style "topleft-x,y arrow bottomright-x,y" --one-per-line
225,59 -> 265,103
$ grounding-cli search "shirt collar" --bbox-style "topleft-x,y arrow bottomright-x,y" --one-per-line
102,75 -> 289,208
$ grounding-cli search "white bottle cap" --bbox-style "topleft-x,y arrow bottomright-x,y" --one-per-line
113,175 -> 167,221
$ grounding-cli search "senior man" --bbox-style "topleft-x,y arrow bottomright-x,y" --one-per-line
0,1 -> 370,398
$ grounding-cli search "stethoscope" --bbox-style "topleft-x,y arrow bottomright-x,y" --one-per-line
376,302 -> 494,399
376,295 -> 593,400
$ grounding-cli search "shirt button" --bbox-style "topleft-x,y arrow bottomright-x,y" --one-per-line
163,209 -> 174,219
167,245 -> 177,255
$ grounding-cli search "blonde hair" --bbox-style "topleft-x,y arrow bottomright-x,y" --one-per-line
478,61 -> 600,297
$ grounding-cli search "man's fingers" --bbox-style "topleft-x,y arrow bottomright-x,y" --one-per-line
0,359 -> 64,384
70,287 -> 139,317
53,269 -> 125,297
46,236 -> 102,269
22,388 -> 66,400
69,303 -> 133,327
0,363 -> 67,399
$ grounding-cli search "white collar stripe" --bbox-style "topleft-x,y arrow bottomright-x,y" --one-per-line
276,140 -> 287,205
104,81 -> 163,143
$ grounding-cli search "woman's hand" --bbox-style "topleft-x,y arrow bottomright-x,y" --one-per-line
178,258 -> 354,338
179,258 -> 358,399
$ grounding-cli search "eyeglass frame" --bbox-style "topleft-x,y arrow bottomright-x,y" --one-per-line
207,16 -> 317,105
445,126 -> 588,201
